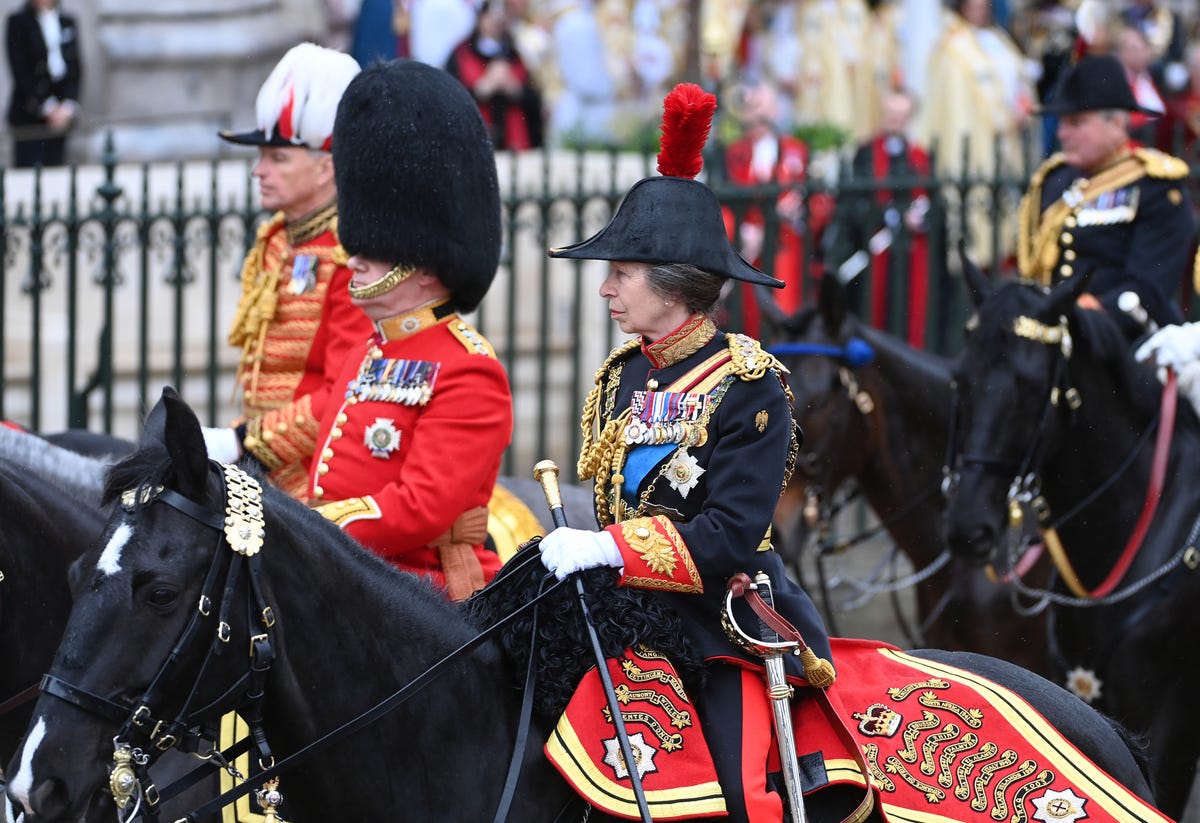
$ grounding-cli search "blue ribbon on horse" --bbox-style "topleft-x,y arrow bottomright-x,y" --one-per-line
768,338 -> 874,368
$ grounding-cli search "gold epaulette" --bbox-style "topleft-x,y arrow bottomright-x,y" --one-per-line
1133,147 -> 1190,180
1028,152 -> 1067,192
726,333 -> 786,381
448,318 -> 497,357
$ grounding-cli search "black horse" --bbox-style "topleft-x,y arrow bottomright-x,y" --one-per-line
0,429 -> 232,823
764,278 -> 1051,675
944,265 -> 1200,818
6,389 -> 1168,822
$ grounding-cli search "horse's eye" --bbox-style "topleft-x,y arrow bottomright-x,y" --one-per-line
148,587 -> 177,608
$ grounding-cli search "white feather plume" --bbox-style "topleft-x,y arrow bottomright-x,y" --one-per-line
1074,0 -> 1105,48
255,43 -> 361,149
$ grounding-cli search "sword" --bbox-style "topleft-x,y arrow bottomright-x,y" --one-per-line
533,460 -> 654,823
725,572 -> 810,823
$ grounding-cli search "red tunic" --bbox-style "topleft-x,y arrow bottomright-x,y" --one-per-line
309,301 -> 512,595
228,207 -> 373,498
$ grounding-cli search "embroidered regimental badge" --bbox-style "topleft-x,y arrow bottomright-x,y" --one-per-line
666,449 -> 704,498
602,732 -> 659,780
853,703 -> 902,737
364,418 -> 400,458
1031,787 -> 1088,823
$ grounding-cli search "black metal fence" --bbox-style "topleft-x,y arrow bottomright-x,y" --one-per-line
2,135 -> 1196,475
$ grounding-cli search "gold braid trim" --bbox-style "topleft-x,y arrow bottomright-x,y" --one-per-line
228,213 -> 286,349
1019,152 -> 1149,285
1193,247 -> 1200,296
577,338 -> 641,480
287,201 -> 338,246
726,333 -> 787,381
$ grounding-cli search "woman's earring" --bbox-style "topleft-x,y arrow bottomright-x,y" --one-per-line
664,300 -> 672,307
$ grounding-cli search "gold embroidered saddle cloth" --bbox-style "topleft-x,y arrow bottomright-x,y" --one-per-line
797,638 -> 1170,823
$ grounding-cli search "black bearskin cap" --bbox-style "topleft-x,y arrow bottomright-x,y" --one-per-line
332,60 -> 501,311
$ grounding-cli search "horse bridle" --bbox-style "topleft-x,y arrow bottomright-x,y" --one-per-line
941,314 -> 1081,531
39,461 -> 279,822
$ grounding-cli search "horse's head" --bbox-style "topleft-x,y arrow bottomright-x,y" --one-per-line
6,388 -> 274,821
944,256 -> 1095,564
768,276 -> 876,510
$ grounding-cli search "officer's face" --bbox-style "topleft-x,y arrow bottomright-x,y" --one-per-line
253,147 -> 333,220
1056,111 -> 1129,173
598,261 -> 689,342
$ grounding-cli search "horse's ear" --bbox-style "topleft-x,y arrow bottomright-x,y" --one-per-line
754,284 -> 789,335
161,389 -> 209,498
140,387 -> 174,447
1044,266 -> 1096,319
959,241 -> 992,307
817,271 -> 846,334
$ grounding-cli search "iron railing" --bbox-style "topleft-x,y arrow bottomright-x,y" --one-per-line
3,133 -> 1197,475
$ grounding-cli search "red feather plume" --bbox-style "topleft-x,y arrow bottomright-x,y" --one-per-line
656,83 -> 717,180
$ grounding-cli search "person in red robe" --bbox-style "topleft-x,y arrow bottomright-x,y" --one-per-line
719,81 -> 832,335
826,87 -> 944,349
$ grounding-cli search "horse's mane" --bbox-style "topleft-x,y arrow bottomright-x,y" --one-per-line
466,542 -> 705,718
1068,303 -> 1163,418
0,426 -> 109,507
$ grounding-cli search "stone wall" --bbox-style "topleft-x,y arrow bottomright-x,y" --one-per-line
0,0 -> 329,164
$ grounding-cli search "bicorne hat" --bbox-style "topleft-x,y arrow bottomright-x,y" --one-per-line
549,84 -> 783,288
332,60 -> 501,312
220,43 -> 361,150
1039,55 -> 1163,116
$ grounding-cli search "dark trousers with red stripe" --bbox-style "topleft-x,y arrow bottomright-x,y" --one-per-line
693,665 -> 785,822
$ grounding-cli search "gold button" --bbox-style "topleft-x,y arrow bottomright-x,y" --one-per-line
346,396 -> 358,406
646,379 -> 659,390
337,412 -> 348,425
262,430 -> 274,442
1061,232 -> 1074,244
322,447 -> 334,460
635,527 -> 651,539
1060,264 -> 1073,276
295,415 -> 306,426
312,486 -> 324,499
275,422 -> 288,433
1064,216 -> 1077,228
331,427 -> 343,440
317,462 -> 329,476
1064,249 -> 1076,261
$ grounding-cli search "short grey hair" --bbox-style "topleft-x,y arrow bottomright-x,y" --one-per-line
644,262 -> 725,315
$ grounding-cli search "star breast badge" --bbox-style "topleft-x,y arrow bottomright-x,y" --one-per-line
364,418 -> 401,459
1031,787 -> 1088,823
602,732 -> 658,780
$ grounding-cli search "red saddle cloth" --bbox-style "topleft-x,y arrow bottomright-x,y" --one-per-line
802,638 -> 1172,823
548,640 -> 1171,823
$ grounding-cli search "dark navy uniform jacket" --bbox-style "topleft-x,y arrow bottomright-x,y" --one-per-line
580,314 -> 832,682
1031,150 -> 1194,336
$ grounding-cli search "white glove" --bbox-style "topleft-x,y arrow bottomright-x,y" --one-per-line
1134,323 -> 1200,369
200,426 -> 241,463
539,527 -> 623,581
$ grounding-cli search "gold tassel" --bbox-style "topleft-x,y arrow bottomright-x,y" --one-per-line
799,649 -> 836,688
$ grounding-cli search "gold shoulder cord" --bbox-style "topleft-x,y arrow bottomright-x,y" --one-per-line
577,339 -> 640,526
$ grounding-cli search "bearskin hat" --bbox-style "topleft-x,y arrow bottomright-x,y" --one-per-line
549,83 -> 782,288
332,60 -> 502,312
220,43 -> 360,150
